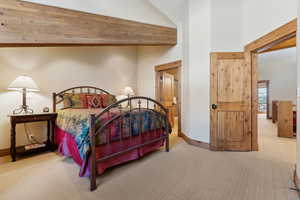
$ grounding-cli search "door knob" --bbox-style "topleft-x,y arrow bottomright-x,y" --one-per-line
212,104 -> 218,110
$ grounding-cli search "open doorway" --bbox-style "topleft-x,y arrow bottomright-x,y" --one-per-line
155,61 -> 182,148
257,80 -> 270,118
245,19 -> 297,150
209,19 -> 297,151
257,47 -> 297,149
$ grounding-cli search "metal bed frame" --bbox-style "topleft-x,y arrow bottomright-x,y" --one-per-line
53,86 -> 170,191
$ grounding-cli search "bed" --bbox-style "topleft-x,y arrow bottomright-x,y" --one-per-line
52,86 -> 171,191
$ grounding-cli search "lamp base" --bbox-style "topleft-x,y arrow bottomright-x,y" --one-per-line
13,105 -> 34,115
12,88 -> 34,115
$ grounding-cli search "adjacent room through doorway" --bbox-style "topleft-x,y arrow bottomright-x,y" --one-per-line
155,61 -> 182,148
257,80 -> 270,116
257,47 -> 297,150
210,19 -> 297,152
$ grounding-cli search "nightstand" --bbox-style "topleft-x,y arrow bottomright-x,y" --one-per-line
8,113 -> 57,162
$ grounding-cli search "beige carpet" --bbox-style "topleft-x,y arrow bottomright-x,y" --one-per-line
0,115 -> 298,200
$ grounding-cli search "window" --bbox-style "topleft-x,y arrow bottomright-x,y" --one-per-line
258,87 -> 267,113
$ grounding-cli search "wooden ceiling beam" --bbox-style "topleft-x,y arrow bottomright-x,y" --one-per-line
0,0 -> 177,47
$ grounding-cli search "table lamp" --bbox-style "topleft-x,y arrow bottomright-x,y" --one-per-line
8,75 -> 39,114
124,86 -> 135,98
123,86 -> 135,108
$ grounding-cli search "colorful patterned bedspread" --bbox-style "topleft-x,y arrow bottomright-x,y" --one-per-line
56,108 -> 170,163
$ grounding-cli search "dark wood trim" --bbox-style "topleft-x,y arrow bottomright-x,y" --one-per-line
180,132 -> 210,150
244,18 -> 297,151
155,60 -> 182,137
0,0 -> 177,47
272,100 -> 279,123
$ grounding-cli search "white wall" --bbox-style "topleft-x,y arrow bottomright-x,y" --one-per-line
0,46 -> 137,149
15,0 -> 298,147
211,0 -> 244,51
243,0 -> 298,45
137,0 -> 184,98
23,0 -> 175,28
137,0 -> 191,134
149,0 -> 185,23
137,46 -> 182,98
140,0 -> 297,144
258,48 -> 297,116
0,0 -> 177,150
140,0 -> 213,142
210,0 -> 298,51
187,0 -> 297,143
187,0 -> 212,142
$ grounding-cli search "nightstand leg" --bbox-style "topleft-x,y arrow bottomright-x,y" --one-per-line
10,123 -> 16,162
51,119 -> 56,152
47,120 -> 50,146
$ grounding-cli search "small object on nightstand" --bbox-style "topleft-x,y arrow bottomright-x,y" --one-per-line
25,143 -> 46,150
43,107 -> 50,113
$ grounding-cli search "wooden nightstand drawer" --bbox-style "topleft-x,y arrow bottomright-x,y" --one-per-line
11,113 -> 57,123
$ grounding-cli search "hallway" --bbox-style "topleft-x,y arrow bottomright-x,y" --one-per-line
257,114 -> 296,162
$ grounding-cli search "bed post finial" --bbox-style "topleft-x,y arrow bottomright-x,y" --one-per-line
165,109 -> 170,152
53,93 -> 57,113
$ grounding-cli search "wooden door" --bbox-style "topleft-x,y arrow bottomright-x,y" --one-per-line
160,72 -> 175,126
210,52 -> 252,151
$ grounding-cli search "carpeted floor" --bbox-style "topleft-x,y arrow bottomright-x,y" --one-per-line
0,115 -> 298,200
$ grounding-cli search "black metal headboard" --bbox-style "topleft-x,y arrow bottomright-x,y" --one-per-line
52,86 -> 111,112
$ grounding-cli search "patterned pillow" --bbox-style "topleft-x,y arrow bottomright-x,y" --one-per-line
101,94 -> 117,107
63,94 -> 87,109
86,95 -> 103,109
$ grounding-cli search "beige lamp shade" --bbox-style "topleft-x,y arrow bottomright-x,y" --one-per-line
8,76 -> 39,92
124,86 -> 135,96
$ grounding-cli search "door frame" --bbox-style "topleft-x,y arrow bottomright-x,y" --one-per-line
257,80 -> 270,118
245,18 -> 297,150
155,60 -> 182,136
